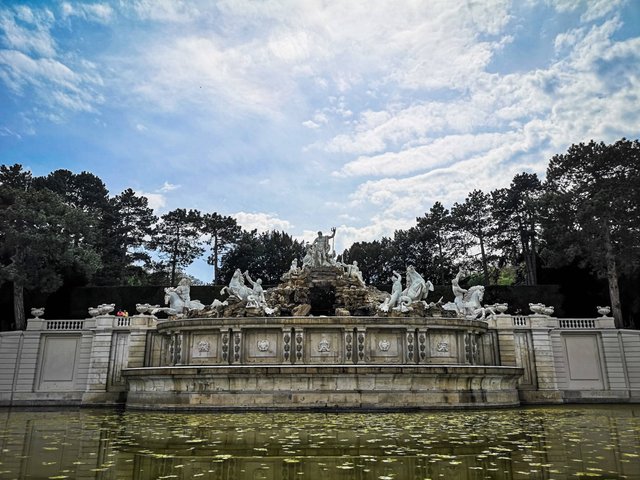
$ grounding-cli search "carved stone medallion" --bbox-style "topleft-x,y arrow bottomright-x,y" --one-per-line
197,340 -> 210,353
436,341 -> 449,353
378,339 -> 391,351
257,339 -> 270,352
317,338 -> 331,352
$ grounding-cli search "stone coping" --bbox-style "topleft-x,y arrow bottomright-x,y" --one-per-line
156,316 -> 487,332
123,364 -> 522,376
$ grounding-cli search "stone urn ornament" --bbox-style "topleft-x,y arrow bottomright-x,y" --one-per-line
494,303 -> 508,314
136,303 -> 150,315
597,306 -> 611,317
529,303 -> 553,315
98,303 -> 115,315
30,307 -> 45,319
88,307 -> 101,317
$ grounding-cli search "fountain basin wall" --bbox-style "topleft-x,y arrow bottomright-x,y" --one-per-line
124,364 -> 523,410
121,315 -> 521,410
147,316 -> 497,367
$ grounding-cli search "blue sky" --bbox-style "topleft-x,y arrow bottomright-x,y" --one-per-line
1,0 -> 639,282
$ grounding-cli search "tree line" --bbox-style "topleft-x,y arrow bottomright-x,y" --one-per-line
1,139 -> 639,329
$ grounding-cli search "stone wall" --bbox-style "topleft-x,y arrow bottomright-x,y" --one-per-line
0,315 -> 156,406
1,312 -> 639,408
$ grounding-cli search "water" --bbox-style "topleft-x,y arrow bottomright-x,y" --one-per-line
0,406 -> 639,479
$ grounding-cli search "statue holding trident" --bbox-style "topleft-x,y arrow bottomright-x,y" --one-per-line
303,227 -> 337,267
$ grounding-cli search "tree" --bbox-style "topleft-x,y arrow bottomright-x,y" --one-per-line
0,164 -> 32,191
451,190 -> 497,285
148,209 -> 204,286
491,173 -> 542,285
218,229 -> 261,284
96,189 -> 157,285
414,202 -> 463,284
32,169 -> 109,215
0,179 -> 100,330
202,213 -> 241,284
543,139 -> 640,328
219,230 -> 306,285
342,238 -> 394,284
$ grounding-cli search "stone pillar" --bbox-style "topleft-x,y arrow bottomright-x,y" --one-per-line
82,315 -> 118,404
529,315 -> 560,391
127,315 -> 157,368
491,314 -> 518,366
600,329 -> 630,392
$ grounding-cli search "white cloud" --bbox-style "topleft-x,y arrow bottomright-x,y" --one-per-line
159,182 -> 180,192
335,132 -> 520,178
136,191 -> 166,211
129,36 -> 288,116
232,212 -> 293,233
0,5 -> 104,123
61,2 -> 113,24
0,50 -> 103,113
130,0 -> 200,23
0,7 -> 56,57
580,0 -> 626,22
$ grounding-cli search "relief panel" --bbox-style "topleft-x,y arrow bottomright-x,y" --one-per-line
243,329 -> 281,364
305,330 -> 343,364
190,333 -> 220,364
427,331 -> 459,364
366,329 -> 403,364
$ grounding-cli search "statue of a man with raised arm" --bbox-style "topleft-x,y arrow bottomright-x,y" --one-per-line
309,227 -> 337,267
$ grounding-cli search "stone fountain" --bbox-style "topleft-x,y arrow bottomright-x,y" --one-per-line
123,228 -> 523,410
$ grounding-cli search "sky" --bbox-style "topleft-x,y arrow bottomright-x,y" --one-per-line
1,0 -> 639,282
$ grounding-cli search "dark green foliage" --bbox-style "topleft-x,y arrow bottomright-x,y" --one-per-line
94,188 -> 157,285
202,212 -> 242,284
0,179 -> 100,329
342,237 -> 394,284
451,190 -> 498,285
32,169 -> 109,215
147,208 -> 204,286
543,139 -> 640,327
413,202 -> 464,285
490,173 -> 542,285
219,230 -> 305,285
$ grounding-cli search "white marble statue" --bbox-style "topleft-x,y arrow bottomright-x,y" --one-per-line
378,270 -> 403,312
281,258 -> 300,280
401,266 -> 433,302
156,278 -> 206,316
303,228 -> 337,267
222,268 -> 253,301
343,260 -> 365,286
378,266 -> 434,313
451,270 -> 467,314
444,280 -> 492,320
245,272 -> 267,308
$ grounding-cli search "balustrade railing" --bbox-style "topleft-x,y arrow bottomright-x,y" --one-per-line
512,316 -> 529,327
45,320 -> 85,330
115,317 -> 131,328
559,319 -> 596,329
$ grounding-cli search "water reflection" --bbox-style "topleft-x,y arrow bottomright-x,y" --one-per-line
0,406 -> 639,479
